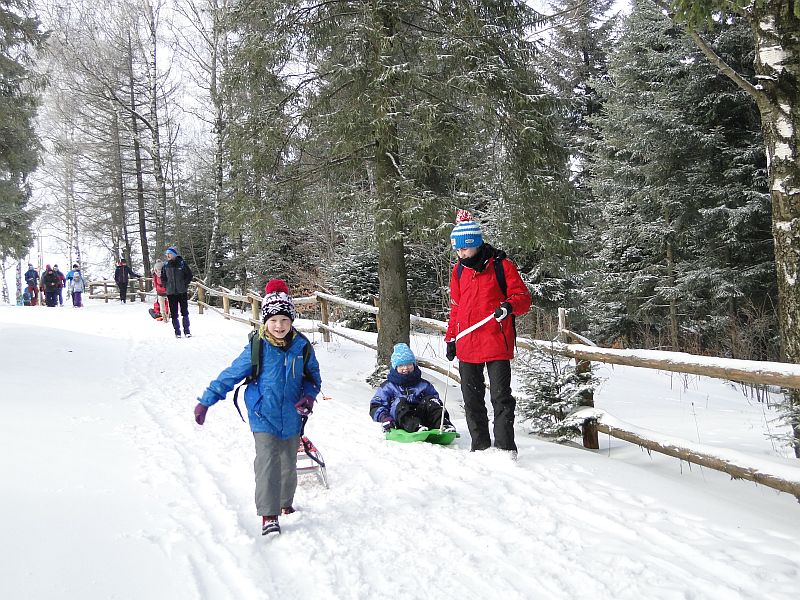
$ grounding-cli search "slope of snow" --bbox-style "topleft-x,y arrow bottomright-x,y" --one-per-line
1,302 -> 799,600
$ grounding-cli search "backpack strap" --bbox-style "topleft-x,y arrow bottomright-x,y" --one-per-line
233,329 -> 260,423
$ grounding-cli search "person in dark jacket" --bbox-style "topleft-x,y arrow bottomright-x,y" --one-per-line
370,343 -> 456,434
444,209 -> 531,455
114,258 -> 140,303
161,247 -> 193,337
193,279 -> 322,537
41,265 -> 61,307
53,265 -> 66,306
24,264 -> 39,306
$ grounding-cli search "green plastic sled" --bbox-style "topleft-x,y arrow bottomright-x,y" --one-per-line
385,428 -> 459,445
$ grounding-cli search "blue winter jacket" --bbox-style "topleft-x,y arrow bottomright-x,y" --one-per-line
199,331 -> 321,438
370,367 -> 440,423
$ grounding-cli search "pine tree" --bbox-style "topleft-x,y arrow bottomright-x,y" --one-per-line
0,0 -> 46,260
516,348 -> 598,440
587,1 -> 774,355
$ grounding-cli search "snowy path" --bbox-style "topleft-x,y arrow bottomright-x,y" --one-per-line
1,303 -> 799,600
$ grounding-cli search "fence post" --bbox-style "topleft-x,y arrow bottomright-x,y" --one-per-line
577,357 -> 599,449
558,307 -> 567,343
560,307 -> 599,449
222,293 -> 230,319
103,281 -> 108,303
251,295 -> 260,325
319,297 -> 330,342
138,277 -> 146,302
197,285 -> 205,314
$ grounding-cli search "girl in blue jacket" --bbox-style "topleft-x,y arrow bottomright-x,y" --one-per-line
194,280 -> 321,536
370,343 -> 456,434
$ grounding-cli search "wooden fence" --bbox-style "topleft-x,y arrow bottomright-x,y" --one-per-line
173,282 -> 800,499
88,277 -> 153,303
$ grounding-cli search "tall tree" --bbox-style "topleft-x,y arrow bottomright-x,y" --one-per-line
0,0 -> 46,261
286,0 -> 567,366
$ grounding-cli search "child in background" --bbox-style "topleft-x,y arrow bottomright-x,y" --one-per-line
152,259 -> 169,323
370,343 -> 456,434
193,279 -> 321,537
70,269 -> 85,307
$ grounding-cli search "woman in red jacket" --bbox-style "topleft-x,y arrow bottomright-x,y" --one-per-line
445,210 -> 531,454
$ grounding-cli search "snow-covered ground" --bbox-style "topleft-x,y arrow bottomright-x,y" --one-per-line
2,301 -> 799,600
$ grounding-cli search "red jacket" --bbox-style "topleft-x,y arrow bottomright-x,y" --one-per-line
153,270 -> 167,296
445,254 -> 531,363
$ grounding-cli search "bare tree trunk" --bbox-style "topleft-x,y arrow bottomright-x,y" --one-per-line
1,258 -> 10,304
204,1 -> 227,286
127,33 -> 150,274
372,3 -> 410,367
111,105 -> 131,262
665,236 -> 679,351
750,4 -> 800,457
143,1 -> 167,270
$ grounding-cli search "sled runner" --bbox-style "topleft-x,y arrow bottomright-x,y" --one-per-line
296,415 -> 328,488
385,428 -> 459,445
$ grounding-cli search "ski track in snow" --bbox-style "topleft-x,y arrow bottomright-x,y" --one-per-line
2,304 -> 800,600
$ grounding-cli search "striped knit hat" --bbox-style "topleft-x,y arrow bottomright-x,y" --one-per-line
261,279 -> 297,322
450,209 -> 483,249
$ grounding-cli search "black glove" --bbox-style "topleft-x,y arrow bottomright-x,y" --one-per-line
494,301 -> 513,322
445,340 -> 457,362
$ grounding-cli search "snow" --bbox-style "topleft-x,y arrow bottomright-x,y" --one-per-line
759,45 -> 788,73
2,302 -> 800,600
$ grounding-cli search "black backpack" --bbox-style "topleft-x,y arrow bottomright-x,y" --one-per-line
232,330 -> 316,422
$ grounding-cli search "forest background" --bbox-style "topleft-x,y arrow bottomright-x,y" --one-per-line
1,0 -> 799,453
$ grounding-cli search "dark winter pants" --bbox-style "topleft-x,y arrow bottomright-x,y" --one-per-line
459,360 -> 516,452
167,293 -> 190,335
117,283 -> 128,303
253,432 -> 299,516
45,291 -> 59,307
72,291 -> 83,307
395,398 -> 453,432
58,289 -> 63,306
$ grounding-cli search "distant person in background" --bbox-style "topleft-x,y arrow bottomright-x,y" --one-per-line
114,258 -> 140,304
66,264 -> 79,286
152,258 -> 169,324
53,265 -> 66,306
24,264 -> 39,306
41,265 -> 61,308
161,247 -> 192,338
70,268 -> 85,307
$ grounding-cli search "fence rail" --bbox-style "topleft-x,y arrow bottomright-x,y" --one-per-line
87,277 -> 153,303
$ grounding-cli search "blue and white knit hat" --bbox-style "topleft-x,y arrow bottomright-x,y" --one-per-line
450,209 -> 483,249
391,343 -> 416,369
165,247 -> 178,257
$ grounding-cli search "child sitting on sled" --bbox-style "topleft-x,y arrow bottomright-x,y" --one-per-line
370,343 -> 456,434
193,279 -> 322,537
